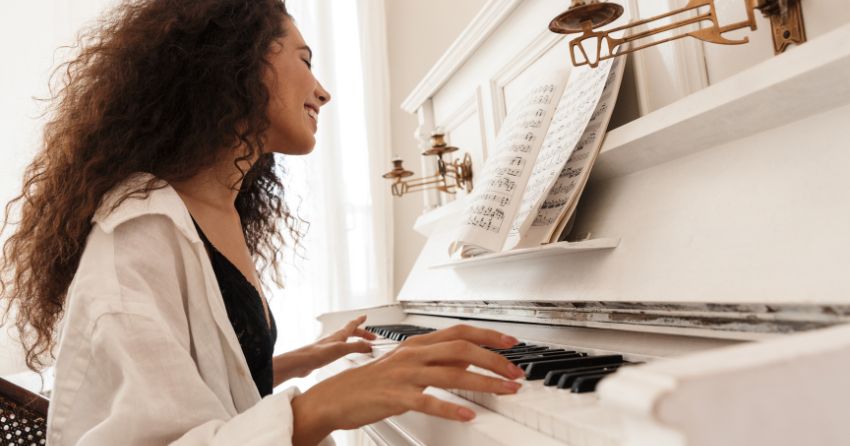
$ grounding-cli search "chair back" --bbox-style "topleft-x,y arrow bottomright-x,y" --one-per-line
0,377 -> 49,445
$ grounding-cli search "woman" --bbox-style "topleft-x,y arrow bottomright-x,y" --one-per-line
0,1 -> 525,445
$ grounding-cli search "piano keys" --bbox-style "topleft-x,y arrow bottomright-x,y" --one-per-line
365,324 -> 633,393
343,322 -> 640,446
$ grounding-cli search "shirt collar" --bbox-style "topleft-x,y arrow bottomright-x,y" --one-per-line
92,173 -> 201,244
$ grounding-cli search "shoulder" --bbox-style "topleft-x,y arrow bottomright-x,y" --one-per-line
68,174 -> 206,324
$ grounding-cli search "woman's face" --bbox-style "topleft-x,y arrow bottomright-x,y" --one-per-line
263,19 -> 331,155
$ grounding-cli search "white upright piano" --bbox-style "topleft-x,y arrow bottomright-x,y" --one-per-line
318,1 -> 850,445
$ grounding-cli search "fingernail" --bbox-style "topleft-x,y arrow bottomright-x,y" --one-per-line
501,335 -> 519,346
457,407 -> 476,421
502,380 -> 521,392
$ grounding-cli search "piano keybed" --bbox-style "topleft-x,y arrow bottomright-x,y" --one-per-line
360,324 -> 636,446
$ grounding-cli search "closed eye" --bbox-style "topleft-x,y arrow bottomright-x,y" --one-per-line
303,59 -> 312,70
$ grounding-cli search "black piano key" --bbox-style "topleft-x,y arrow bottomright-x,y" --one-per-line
556,366 -> 621,389
492,345 -> 546,355
503,349 -> 567,360
365,324 -> 435,341
524,354 -> 624,380
571,373 -> 612,393
516,352 -> 585,369
543,364 -> 623,387
487,343 -> 527,351
508,351 -> 581,365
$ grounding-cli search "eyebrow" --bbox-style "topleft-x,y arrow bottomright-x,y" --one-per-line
298,45 -> 313,60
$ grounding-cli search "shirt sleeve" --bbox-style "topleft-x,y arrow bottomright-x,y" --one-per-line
78,310 -> 311,446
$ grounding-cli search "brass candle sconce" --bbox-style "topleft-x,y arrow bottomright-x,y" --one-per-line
550,0 -> 807,68
382,132 -> 474,198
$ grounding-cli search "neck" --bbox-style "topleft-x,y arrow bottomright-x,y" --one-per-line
171,149 -> 256,212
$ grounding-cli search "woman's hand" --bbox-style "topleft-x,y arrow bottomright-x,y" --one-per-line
273,315 -> 376,386
291,324 -> 524,445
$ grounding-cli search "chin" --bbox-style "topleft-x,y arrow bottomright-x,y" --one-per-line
291,145 -> 315,155
266,137 -> 316,155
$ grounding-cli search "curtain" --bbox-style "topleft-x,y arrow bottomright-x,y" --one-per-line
271,2 -> 394,444
270,0 -> 394,353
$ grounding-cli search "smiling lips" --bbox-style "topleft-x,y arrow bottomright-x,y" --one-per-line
305,104 -> 319,122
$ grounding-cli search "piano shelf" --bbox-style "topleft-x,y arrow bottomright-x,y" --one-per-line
430,237 -> 619,269
592,22 -> 850,182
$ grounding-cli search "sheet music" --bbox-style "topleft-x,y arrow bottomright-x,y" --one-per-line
513,56 -> 626,249
451,71 -> 569,256
503,58 -> 617,251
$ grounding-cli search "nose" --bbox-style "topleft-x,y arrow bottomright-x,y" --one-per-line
316,82 -> 331,105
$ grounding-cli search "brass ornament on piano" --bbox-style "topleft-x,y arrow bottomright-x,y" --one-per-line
549,0 -> 807,68
382,132 -> 474,198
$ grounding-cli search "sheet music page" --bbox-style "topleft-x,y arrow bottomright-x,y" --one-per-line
503,58 -> 618,251
511,56 -> 626,249
450,71 -> 569,256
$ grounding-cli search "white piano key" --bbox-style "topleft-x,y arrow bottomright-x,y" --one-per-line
457,364 -> 627,446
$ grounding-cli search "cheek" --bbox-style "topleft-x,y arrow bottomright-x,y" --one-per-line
267,79 -> 299,126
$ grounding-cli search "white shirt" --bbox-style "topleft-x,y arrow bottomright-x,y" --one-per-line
47,174 -> 333,445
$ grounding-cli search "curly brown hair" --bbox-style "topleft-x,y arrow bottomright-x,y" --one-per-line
1,0 -> 306,372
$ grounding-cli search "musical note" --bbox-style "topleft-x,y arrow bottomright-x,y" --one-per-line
480,193 -> 511,207
488,176 -> 516,193
549,182 -> 576,196
495,167 -> 522,177
466,206 -> 505,233
570,152 -> 589,162
560,167 -> 582,178
541,197 -> 568,209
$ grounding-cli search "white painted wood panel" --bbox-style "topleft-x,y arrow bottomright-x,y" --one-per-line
500,39 -> 573,129
440,89 -> 486,199
703,0 -> 850,83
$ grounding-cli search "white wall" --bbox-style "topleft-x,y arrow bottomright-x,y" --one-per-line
0,1 -> 116,376
385,0 -> 487,295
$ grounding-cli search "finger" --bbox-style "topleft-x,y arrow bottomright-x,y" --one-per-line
403,324 -> 518,349
344,315 -> 368,332
419,340 -> 525,379
412,367 -> 521,395
322,315 -> 370,343
345,340 -> 373,354
408,393 -> 477,422
335,315 -> 368,337
330,340 -> 373,357
353,327 -> 377,340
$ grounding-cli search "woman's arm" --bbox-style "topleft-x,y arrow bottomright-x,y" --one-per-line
272,315 -> 375,386
289,324 -> 525,446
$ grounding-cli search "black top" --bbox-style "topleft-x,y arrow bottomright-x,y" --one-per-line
192,219 -> 278,397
